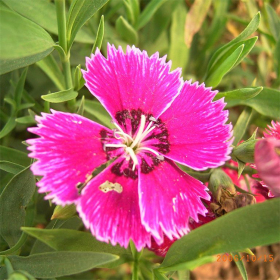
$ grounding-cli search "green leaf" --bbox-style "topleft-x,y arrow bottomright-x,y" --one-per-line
36,55 -> 65,91
226,88 -> 280,119
66,0 -> 109,49
206,44 -> 244,88
0,146 -> 30,167
136,0 -> 167,30
232,107 -> 253,146
15,116 -> 36,125
76,96 -> 85,116
0,117 -> 16,139
206,12 -> 260,74
8,252 -> 118,278
232,252 -> 248,280
206,36 -> 257,87
158,256 -> 215,272
116,16 -> 138,45
41,89 -> 78,103
265,3 -> 280,41
168,1 -> 189,72
0,161 -> 25,174
84,100 -> 113,128
30,217 -> 83,255
92,15 -> 105,53
22,228 -> 129,256
153,269 -> 169,280
184,0 -> 212,48
0,4 -> 54,74
160,198 -> 280,270
51,205 -> 77,220
0,167 -> 35,247
214,87 -> 263,102
73,65 -> 84,91
15,68 -> 28,107
2,0 -> 94,44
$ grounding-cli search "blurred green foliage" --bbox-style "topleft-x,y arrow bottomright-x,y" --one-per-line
0,0 -> 280,279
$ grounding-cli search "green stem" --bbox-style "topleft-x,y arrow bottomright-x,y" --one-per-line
224,163 -> 256,176
130,241 -> 142,280
55,0 -> 76,110
55,0 -> 67,52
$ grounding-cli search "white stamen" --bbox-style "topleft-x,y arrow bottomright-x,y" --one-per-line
114,130 -> 133,142
125,147 -> 139,170
104,143 -> 127,148
137,146 -> 159,156
137,125 -> 156,144
130,115 -> 146,149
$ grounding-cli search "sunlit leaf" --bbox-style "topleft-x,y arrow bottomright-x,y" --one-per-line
160,198 -> 280,270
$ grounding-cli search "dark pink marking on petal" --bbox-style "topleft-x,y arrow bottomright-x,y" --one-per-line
138,159 -> 210,242
255,138 -> 280,197
159,81 -> 233,171
77,158 -> 151,250
26,110 -> 109,205
83,44 -> 182,120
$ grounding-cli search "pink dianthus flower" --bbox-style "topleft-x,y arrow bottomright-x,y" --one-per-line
254,121 -> 280,198
27,45 -> 232,250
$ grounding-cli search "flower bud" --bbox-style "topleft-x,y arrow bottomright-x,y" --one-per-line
232,139 -> 258,163
51,204 -> 76,220
208,169 -> 236,202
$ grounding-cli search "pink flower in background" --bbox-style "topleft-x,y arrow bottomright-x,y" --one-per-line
27,45 -> 232,250
255,138 -> 280,197
254,121 -> 280,198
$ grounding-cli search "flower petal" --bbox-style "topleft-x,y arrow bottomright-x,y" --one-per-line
138,159 -> 210,242
255,138 -> 280,197
159,81 -> 233,170
83,44 -> 182,120
27,110 -> 108,205
77,158 -> 151,251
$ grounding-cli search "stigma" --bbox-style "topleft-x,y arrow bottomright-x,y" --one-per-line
104,114 -> 162,170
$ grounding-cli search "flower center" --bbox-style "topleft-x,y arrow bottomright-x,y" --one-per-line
104,114 -> 163,171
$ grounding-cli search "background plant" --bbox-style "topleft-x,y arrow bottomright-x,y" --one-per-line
0,0 -> 279,279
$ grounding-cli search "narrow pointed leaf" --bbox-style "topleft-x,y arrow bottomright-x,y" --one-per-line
66,0 -> 109,49
0,160 -> 24,174
116,16 -> 138,44
22,228 -> 129,256
136,0 -> 167,30
184,0 -> 212,48
0,161 -> 25,174
8,252 -> 119,278
233,107 -> 253,146
207,12 -> 260,74
232,252 -> 248,280
169,2 -> 189,71
226,88 -> 280,119
160,198 -> 280,270
214,87 -> 263,102
0,146 -> 30,166
36,55 -> 65,91
206,44 -> 244,88
41,89 -> 78,103
91,15 -> 105,53
15,68 -> 28,107
0,117 -> 16,139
